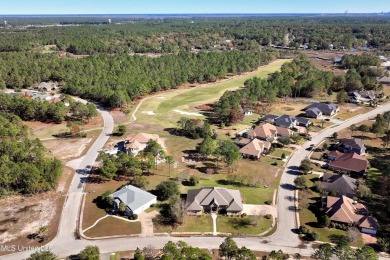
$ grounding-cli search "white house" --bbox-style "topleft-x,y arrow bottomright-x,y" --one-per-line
111,185 -> 157,216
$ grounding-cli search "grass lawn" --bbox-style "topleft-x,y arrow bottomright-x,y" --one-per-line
154,215 -> 213,233
270,148 -> 292,158
134,59 -> 290,128
299,174 -> 348,243
82,179 -> 128,229
83,216 -> 141,238
271,102 -> 308,116
216,216 -> 272,235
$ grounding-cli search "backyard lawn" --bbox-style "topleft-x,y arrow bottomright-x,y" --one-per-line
83,216 -> 141,238
270,148 -> 292,158
216,216 -> 273,235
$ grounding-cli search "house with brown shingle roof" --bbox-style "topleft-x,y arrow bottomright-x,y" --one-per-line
328,152 -> 368,176
186,187 -> 243,215
325,195 -> 380,235
125,133 -> 164,155
239,139 -> 271,160
247,123 -> 292,142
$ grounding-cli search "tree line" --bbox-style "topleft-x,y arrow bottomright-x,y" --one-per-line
2,16 -> 390,54
0,113 -> 63,197
0,93 -> 97,123
0,50 -> 276,107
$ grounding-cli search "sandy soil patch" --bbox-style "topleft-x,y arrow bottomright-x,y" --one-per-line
43,137 -> 92,161
173,109 -> 203,116
110,109 -> 130,124
142,111 -> 156,115
0,194 -> 56,243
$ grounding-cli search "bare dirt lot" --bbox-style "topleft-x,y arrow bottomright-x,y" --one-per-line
43,137 -> 93,161
0,167 -> 73,255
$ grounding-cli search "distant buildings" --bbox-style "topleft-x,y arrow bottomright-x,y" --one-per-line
260,114 -> 312,129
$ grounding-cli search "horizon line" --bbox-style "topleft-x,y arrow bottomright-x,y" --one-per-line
1,12 -> 389,16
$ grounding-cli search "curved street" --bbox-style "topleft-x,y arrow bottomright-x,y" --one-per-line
2,102 -> 390,259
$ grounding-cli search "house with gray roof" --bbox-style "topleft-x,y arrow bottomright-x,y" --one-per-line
320,173 -> 357,198
305,103 -> 339,118
337,138 -> 366,155
186,187 -> 243,215
111,185 -> 157,216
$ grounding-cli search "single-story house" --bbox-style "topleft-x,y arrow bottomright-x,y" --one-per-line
337,138 -> 366,155
328,152 -> 368,175
125,133 -> 164,155
348,90 -> 376,103
37,82 -> 59,91
274,115 -> 297,129
111,185 -> 157,216
239,139 -> 271,159
377,76 -> 390,84
260,114 -> 279,124
186,187 -> 243,215
247,123 -> 292,142
320,173 -> 357,198
243,109 -> 253,116
305,107 -> 323,119
305,103 -> 339,118
325,195 -> 380,235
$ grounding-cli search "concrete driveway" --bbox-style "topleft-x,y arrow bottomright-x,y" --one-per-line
242,204 -> 277,217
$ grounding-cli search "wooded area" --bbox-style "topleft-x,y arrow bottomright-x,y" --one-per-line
0,113 -> 62,197
1,16 -> 390,53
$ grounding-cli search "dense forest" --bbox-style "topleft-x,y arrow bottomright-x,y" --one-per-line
0,113 -> 62,197
214,53 -> 385,124
0,93 -> 97,123
1,16 -> 390,53
0,50 -> 276,106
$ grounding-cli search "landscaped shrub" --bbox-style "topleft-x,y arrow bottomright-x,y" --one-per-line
306,232 -> 319,241
264,200 -> 272,205
129,214 -> 138,220
299,225 -> 310,235
264,214 -> 273,219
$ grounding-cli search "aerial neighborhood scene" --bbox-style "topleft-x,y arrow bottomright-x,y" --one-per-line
1,1 -> 390,260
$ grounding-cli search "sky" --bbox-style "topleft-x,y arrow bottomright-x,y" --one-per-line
0,0 -> 389,15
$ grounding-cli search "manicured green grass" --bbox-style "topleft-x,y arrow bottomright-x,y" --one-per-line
270,148 -> 291,158
135,59 -> 290,128
184,176 -> 276,205
154,215 -> 213,233
83,216 -> 141,238
216,216 -> 272,235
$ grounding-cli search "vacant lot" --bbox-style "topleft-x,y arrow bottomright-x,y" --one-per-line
83,216 -> 141,238
0,165 -> 73,256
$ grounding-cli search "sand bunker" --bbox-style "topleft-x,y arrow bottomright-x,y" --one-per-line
142,111 -> 156,115
173,109 -> 203,116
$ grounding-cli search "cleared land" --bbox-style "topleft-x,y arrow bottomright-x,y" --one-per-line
154,215 -> 213,233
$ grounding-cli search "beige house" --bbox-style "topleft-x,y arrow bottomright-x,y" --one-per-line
186,187 -> 243,215
125,133 -> 164,155
247,123 -> 292,142
239,138 -> 271,159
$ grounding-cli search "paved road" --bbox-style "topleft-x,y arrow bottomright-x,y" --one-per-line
3,103 -> 390,260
